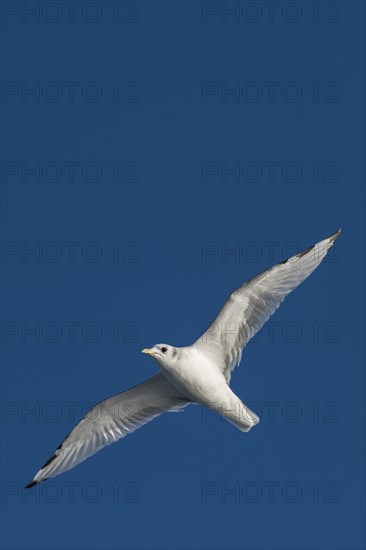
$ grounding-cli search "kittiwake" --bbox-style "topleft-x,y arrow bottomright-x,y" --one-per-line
25,229 -> 340,488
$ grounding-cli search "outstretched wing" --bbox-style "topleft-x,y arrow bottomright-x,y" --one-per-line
195,230 -> 340,382
26,373 -> 190,487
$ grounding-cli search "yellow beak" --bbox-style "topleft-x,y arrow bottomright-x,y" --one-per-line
141,348 -> 156,356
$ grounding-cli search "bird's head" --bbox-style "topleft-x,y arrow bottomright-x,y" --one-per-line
141,344 -> 179,369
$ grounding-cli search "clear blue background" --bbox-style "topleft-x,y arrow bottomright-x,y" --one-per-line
1,1 -> 365,549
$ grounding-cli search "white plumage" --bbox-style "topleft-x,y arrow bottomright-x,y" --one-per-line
26,230 -> 340,488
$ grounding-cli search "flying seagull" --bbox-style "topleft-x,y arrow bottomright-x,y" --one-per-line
26,230 -> 340,488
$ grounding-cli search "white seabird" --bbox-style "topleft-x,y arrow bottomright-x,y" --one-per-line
26,230 -> 340,488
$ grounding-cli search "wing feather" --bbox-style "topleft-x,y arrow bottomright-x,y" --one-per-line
26,373 -> 190,487
195,230 -> 340,381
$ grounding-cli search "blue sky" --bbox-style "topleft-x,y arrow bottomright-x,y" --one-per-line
1,1 -> 365,549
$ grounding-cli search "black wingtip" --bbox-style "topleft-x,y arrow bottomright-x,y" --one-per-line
329,228 -> 341,242
25,480 -> 38,489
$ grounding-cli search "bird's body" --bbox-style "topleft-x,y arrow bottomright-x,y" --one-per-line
158,345 -> 258,431
157,346 -> 225,403
26,230 -> 340,488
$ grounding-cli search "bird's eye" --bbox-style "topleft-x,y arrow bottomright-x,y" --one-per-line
161,347 -> 168,353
